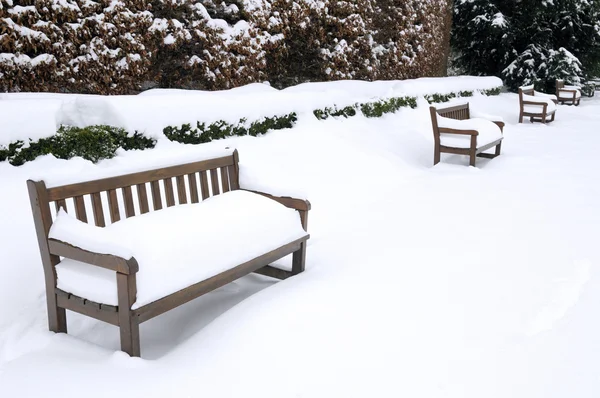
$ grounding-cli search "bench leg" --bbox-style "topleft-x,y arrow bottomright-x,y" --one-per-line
292,242 -> 307,275
117,273 -> 140,357
469,137 -> 477,167
47,290 -> 67,333
434,149 -> 440,165
495,141 -> 502,157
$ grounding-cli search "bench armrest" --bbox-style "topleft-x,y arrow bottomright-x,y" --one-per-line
523,99 -> 550,106
533,91 -> 557,99
438,127 -> 478,136
48,238 -> 139,275
243,190 -> 311,211
244,189 -> 310,230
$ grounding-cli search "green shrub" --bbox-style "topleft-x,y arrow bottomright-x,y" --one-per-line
361,96 -> 418,117
481,87 -> 502,96
3,125 -> 156,166
164,113 -> 298,144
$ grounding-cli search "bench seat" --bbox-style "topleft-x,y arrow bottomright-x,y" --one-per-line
437,116 -> 503,149
50,190 -> 309,309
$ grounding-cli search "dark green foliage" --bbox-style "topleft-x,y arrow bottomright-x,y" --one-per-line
424,92 -> 457,103
313,88 -> 497,120
481,87 -> 502,96
163,113 -> 298,144
360,97 -> 418,118
313,106 -> 358,120
453,0 -> 600,90
2,125 -> 156,166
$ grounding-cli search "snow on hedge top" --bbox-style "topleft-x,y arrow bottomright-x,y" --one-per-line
0,76 -> 503,147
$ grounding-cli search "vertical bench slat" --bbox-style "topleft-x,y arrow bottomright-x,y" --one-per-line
74,195 -> 88,222
122,186 -> 135,218
228,164 -> 239,190
107,189 -> 121,223
176,175 -> 187,204
150,181 -> 162,211
210,168 -> 220,196
164,178 -> 176,207
199,170 -> 209,200
188,173 -> 199,204
90,192 -> 106,227
55,199 -> 67,213
136,183 -> 149,214
220,167 -> 230,193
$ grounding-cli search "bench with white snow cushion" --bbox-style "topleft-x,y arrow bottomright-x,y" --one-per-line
556,79 -> 581,106
429,102 -> 504,167
518,85 -> 558,123
27,149 -> 310,357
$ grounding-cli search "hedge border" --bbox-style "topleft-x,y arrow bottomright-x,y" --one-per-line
0,86 -> 502,166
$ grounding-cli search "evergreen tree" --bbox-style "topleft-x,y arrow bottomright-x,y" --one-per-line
453,0 -> 600,91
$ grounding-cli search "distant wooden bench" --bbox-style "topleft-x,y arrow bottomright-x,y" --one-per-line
429,102 -> 504,167
518,85 -> 558,123
556,79 -> 581,105
27,149 -> 310,357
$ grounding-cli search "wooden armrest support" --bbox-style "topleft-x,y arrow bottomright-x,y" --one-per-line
523,100 -> 550,107
48,239 -> 139,275
244,190 -> 311,211
438,127 -> 478,136
492,121 -> 505,131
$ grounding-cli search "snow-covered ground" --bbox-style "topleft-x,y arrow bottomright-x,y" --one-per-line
1,83 -> 599,397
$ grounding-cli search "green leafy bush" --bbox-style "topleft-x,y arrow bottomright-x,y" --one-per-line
2,125 -> 156,166
312,87 -> 497,120
164,113 -> 298,144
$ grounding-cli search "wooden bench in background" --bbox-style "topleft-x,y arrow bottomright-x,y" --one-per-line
28,149 -> 310,357
518,85 -> 558,123
556,79 -> 581,106
430,102 -> 504,167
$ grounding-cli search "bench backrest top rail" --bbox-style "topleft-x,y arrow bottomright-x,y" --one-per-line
46,153 -> 237,202
432,103 -> 470,121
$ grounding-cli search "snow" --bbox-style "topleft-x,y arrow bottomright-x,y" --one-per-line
1,78 -> 600,398
0,77 -> 501,146
54,190 -> 308,308
50,209 -> 133,259
436,115 -> 503,148
522,94 -> 558,113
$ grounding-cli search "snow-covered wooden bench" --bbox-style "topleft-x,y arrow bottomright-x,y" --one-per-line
518,85 -> 558,123
429,102 -> 504,167
555,79 -> 581,106
27,149 -> 310,357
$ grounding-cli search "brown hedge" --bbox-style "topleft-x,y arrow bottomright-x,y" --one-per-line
0,0 -> 451,94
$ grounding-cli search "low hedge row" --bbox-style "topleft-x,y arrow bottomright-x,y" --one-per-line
0,126 -> 156,166
1,87 -> 502,166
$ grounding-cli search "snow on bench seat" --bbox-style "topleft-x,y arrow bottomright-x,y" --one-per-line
50,190 -> 308,309
436,115 -> 503,149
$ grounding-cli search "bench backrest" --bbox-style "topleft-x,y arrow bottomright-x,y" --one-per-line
431,103 -> 470,121
518,85 -> 535,105
429,103 -> 471,145
556,79 -> 565,90
28,150 -> 240,239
